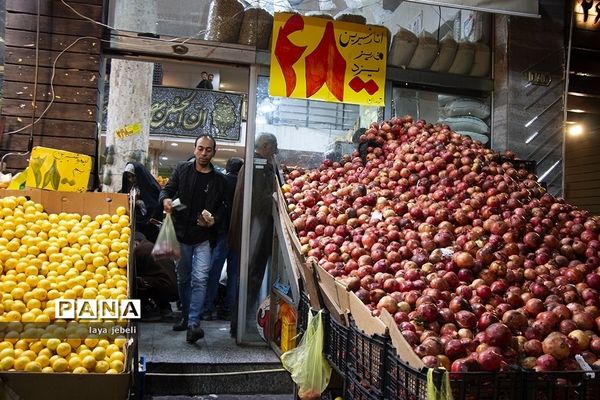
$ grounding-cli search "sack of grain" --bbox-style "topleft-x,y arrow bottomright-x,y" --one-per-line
238,8 -> 273,49
430,33 -> 458,73
389,28 -> 417,67
204,0 -> 245,43
469,42 -> 491,77
448,41 -> 475,75
408,32 -> 438,70
334,11 -> 366,24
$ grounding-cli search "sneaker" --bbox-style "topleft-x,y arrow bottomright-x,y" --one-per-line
186,324 -> 205,343
172,318 -> 188,331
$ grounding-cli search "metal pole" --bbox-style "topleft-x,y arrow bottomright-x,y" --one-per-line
237,64 -> 258,344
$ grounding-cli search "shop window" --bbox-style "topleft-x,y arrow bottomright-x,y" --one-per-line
392,87 -> 492,145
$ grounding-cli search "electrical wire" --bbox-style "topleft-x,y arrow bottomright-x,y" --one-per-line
2,36 -> 102,136
1,0 -> 42,168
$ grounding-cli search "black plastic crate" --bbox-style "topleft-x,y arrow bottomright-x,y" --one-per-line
384,348 -> 427,400
346,320 -> 388,395
324,314 -> 349,375
521,368 -> 600,400
297,292 -> 311,334
385,349 -> 522,400
345,369 -> 384,400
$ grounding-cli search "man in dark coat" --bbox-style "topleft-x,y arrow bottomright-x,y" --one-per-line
229,133 -> 279,338
203,157 -> 244,321
159,134 -> 228,343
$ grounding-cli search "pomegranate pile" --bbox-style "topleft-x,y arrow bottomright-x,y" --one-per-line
282,116 -> 600,374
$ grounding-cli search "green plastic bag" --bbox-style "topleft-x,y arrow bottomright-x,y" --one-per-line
281,310 -> 331,400
427,368 -> 454,400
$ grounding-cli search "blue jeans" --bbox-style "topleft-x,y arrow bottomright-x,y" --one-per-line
204,235 -> 239,314
176,241 -> 212,326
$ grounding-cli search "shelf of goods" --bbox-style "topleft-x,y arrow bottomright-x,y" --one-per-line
0,189 -> 134,400
278,116 -> 600,399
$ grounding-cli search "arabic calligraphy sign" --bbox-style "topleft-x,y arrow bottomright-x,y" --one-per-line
150,87 -> 242,141
269,13 -> 387,107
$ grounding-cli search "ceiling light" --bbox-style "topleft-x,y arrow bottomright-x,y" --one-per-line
161,156 -> 169,160
568,124 -> 584,137
170,142 -> 178,147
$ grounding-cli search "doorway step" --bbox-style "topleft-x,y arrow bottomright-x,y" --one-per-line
139,321 -> 294,398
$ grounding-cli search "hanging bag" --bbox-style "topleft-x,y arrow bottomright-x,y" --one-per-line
281,309 -> 331,400
151,214 -> 181,261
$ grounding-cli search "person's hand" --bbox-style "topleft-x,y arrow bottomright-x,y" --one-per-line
163,198 -> 173,214
197,210 -> 214,227
136,199 -> 147,216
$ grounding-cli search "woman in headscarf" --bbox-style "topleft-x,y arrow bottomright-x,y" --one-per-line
120,162 -> 163,242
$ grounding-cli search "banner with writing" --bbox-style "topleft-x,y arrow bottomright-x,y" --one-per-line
151,87 -> 242,141
269,13 -> 387,107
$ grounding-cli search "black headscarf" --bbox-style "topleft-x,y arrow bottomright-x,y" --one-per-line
119,162 -> 162,223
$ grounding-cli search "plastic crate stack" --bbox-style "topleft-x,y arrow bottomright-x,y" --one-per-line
297,292 -> 311,335
385,348 -> 522,400
345,320 -> 388,400
317,313 -> 600,400
323,314 -> 349,375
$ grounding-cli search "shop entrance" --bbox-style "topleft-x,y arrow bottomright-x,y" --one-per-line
98,57 -> 293,397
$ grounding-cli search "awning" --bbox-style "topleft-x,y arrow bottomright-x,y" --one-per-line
404,0 -> 539,17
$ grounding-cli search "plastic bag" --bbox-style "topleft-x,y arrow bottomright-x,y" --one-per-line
281,310 -> 331,400
151,214 -> 181,261
427,368 -> 454,400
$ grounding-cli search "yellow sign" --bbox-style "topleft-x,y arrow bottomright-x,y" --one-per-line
26,147 -> 92,193
116,122 -> 142,140
269,13 -> 387,106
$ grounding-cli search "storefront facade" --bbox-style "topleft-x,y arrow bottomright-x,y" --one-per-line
1,0 -> 568,347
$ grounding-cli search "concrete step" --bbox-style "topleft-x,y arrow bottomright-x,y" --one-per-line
144,362 -> 293,396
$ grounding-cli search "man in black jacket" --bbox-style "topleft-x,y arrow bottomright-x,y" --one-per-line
159,134 -> 227,343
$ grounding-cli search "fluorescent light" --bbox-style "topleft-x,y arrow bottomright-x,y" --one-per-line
170,142 -> 178,147
161,156 -> 169,160
525,131 -> 539,144
538,160 -> 561,182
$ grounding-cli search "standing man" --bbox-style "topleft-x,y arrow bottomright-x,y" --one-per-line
159,134 -> 227,343
229,133 -> 279,338
196,71 -> 212,89
202,157 -> 244,321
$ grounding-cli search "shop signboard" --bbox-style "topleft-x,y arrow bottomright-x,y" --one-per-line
150,86 -> 243,141
269,13 -> 387,107
405,0 -> 539,17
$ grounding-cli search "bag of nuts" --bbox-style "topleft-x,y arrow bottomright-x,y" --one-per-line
238,8 -> 273,50
204,0 -> 245,43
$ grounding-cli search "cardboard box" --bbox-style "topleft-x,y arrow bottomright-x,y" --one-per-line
0,189 -> 133,400
348,291 -> 387,336
380,309 -> 425,369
